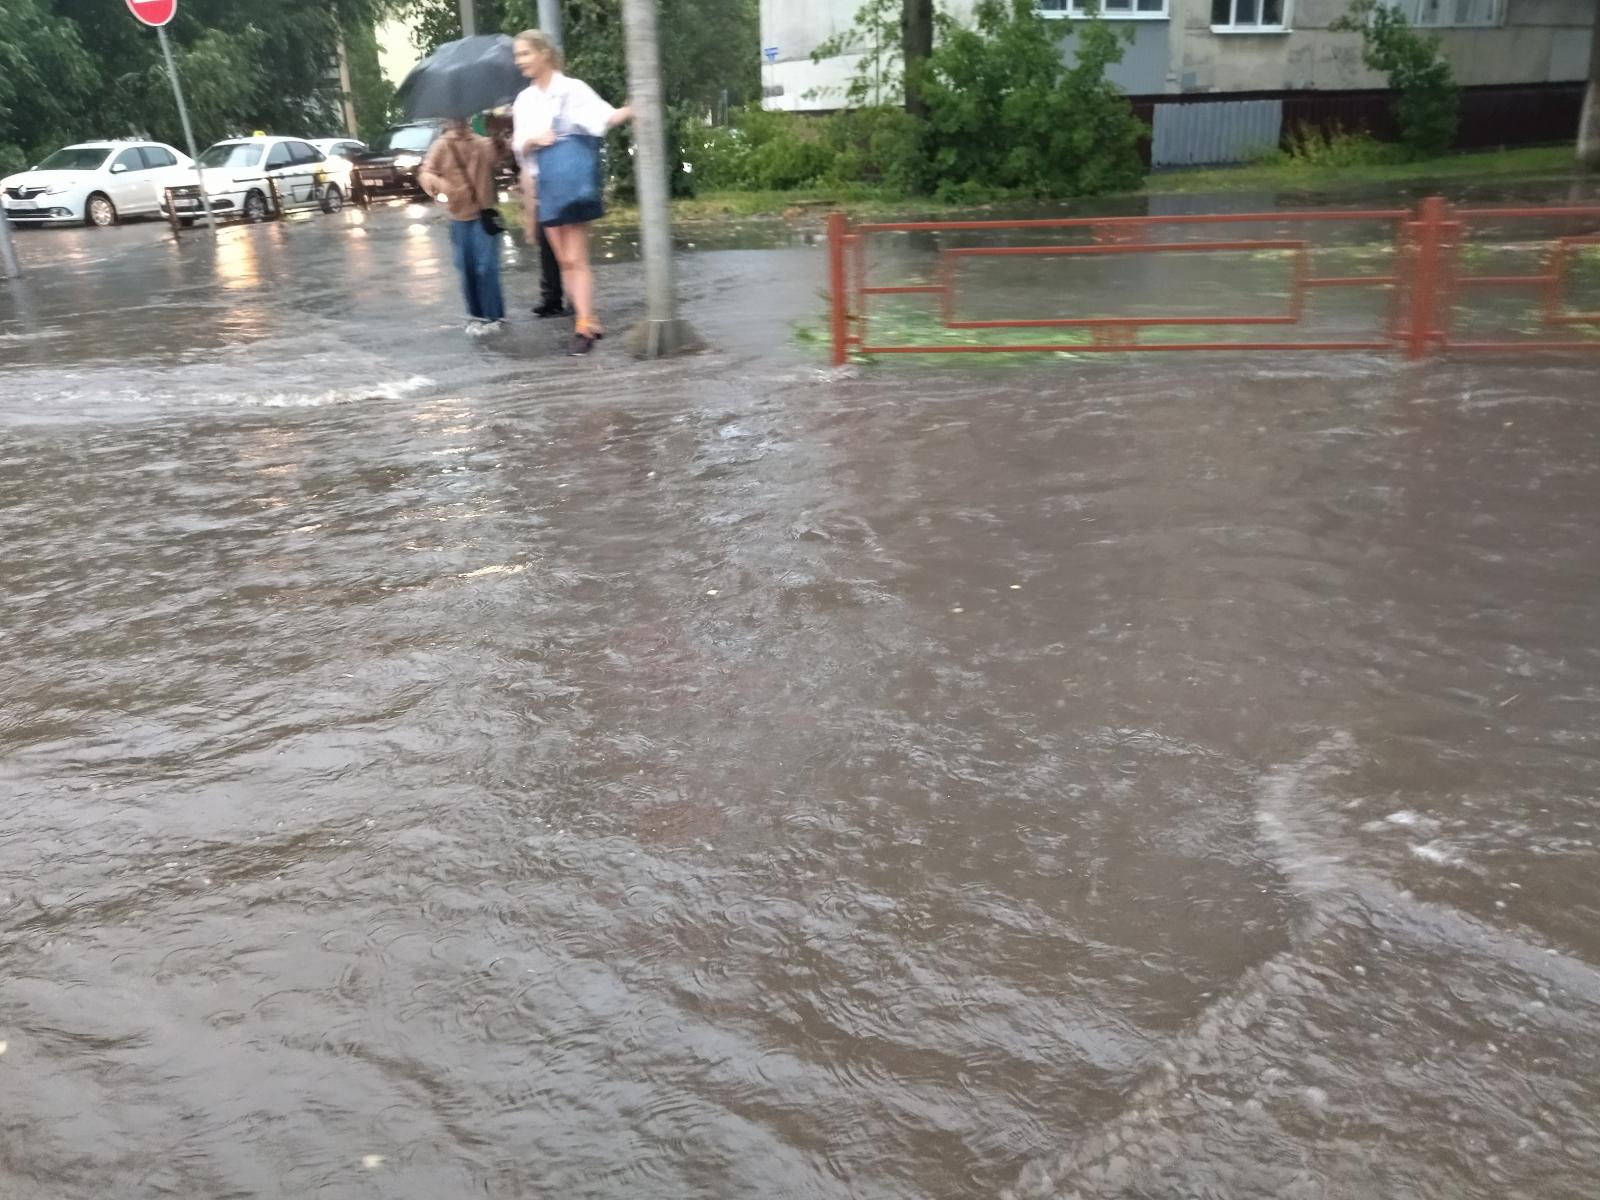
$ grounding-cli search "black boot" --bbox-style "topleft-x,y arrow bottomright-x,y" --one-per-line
533,223 -> 568,318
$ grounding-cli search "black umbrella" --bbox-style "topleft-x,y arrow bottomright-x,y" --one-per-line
397,34 -> 526,120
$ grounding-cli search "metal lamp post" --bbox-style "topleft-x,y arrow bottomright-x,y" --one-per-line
0,208 -> 21,281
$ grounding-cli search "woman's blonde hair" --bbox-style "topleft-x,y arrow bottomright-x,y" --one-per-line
514,29 -> 565,71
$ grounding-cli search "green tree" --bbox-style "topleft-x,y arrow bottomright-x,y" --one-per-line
399,0 -> 759,114
0,0 -> 754,183
1332,0 -> 1459,158
392,0 -> 757,198
810,0 -> 905,108
0,0 -> 98,174
344,21 -> 399,139
1,0 -> 412,173
918,0 -> 1145,199
397,0 -> 506,55
809,0 -> 935,113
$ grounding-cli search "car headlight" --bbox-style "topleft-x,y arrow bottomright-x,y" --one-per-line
394,154 -> 422,169
42,184 -> 73,196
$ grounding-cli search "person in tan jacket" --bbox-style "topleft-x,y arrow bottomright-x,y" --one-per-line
418,120 -> 506,333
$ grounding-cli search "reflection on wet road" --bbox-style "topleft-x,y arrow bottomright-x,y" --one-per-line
2,203 -> 1599,1199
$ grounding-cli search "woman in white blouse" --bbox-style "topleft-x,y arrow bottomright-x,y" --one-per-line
512,30 -> 634,356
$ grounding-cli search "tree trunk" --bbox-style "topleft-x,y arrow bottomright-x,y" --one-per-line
335,29 -> 359,137
902,0 -> 935,118
620,0 -> 696,357
1580,5 -> 1600,171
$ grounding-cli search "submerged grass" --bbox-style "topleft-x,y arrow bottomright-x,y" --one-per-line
599,145 -> 1581,227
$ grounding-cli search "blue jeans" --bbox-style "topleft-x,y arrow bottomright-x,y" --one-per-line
449,218 -> 504,321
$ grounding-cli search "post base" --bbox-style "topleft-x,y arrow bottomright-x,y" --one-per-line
624,318 -> 701,359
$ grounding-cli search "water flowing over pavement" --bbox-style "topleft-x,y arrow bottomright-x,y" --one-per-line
2,205 -> 1599,1199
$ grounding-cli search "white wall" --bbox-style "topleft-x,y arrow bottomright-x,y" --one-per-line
1169,0 -> 1595,95
760,0 -> 1174,108
761,0 -> 1596,108
760,0 -> 869,108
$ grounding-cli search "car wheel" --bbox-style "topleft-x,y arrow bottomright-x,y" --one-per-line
86,193 -> 117,228
243,190 -> 269,222
178,217 -> 197,229
321,184 -> 344,214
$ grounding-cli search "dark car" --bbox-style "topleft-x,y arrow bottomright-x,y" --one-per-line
350,121 -> 445,197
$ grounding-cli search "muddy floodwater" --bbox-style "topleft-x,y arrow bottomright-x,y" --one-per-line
2,202 -> 1600,1200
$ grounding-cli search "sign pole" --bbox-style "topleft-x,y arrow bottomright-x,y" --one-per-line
0,206 -> 21,281
156,24 -> 217,233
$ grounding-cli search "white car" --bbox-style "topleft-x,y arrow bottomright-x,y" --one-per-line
310,138 -> 368,162
163,135 -> 345,224
1,140 -> 194,227
309,138 -> 367,191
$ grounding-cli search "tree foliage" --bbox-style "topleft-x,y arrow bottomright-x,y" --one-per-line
1332,0 -> 1459,158
1,0 -> 404,176
918,0 -> 1146,199
810,0 -> 907,108
0,0 -> 98,174
397,0 -> 760,115
809,0 -> 934,114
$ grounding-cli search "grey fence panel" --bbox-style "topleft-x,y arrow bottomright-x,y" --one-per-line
1151,99 -> 1284,168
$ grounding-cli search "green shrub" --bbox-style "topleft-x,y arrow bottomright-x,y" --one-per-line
1332,0 -> 1459,158
746,135 -> 835,190
919,0 -> 1146,198
732,105 -> 806,152
715,105 -> 839,190
819,106 -> 924,191
932,177 -> 1006,205
677,106 -> 923,195
609,109 -> 701,202
687,124 -> 753,190
1280,123 -> 1404,168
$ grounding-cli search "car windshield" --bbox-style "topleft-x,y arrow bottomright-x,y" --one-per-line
375,126 -> 436,154
35,147 -> 111,171
199,143 -> 263,169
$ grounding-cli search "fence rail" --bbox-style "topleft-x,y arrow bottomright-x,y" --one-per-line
826,197 -> 1600,365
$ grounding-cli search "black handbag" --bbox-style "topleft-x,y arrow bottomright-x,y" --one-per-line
446,137 -> 505,237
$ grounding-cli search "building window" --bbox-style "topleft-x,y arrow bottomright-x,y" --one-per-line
1211,0 -> 1289,31
1039,0 -> 1170,19
1384,0 -> 1502,26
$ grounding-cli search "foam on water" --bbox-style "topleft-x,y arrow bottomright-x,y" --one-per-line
1005,732 -> 1600,1199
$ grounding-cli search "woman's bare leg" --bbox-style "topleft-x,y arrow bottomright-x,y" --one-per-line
549,224 -> 597,333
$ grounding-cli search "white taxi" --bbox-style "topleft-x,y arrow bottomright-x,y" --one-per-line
163,136 -> 346,224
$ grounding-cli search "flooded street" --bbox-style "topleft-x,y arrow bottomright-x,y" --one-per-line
3,203 -> 1600,1199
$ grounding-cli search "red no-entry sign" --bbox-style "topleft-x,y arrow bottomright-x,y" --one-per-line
126,0 -> 177,27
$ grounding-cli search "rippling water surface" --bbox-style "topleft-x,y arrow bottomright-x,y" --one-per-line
2,210 -> 1599,1199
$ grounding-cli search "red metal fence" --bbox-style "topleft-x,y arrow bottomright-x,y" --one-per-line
827,197 -> 1600,365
